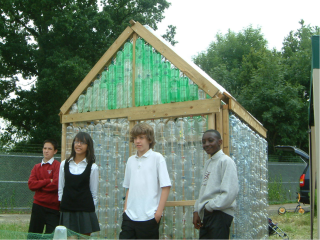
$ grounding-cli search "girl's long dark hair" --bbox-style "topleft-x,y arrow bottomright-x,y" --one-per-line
67,132 -> 96,164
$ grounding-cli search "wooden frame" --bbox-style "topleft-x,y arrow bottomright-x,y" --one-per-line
59,20 -> 268,210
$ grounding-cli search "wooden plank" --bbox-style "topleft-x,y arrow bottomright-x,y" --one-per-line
222,105 -> 230,156
60,26 -> 134,115
165,200 -> 195,207
61,99 -> 221,123
229,98 -> 267,138
129,121 -> 136,155
207,113 -> 215,130
130,21 -> 220,98
216,108 -> 223,150
61,123 -> 67,161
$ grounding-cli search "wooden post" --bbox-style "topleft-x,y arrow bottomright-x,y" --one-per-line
129,121 -> 136,156
61,123 -> 67,161
207,113 -> 215,130
222,105 -> 230,156
216,106 -> 223,150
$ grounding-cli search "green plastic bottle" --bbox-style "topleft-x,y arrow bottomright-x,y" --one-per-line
116,51 -> 124,109
99,68 -> 108,111
179,76 -> 189,102
169,68 -> 180,103
152,52 -> 162,105
135,38 -> 145,107
161,61 -> 171,104
108,64 -> 117,110
124,42 -> 133,108
143,44 -> 153,106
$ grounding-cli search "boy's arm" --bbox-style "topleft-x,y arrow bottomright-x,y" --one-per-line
41,162 -> 60,192
154,186 -> 170,223
28,165 -> 51,191
123,189 -> 129,212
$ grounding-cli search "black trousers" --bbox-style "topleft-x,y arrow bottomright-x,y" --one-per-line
119,212 -> 161,239
28,203 -> 60,234
199,209 -> 233,239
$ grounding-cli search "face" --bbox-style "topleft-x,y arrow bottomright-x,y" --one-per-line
43,142 -> 58,162
74,138 -> 88,156
202,132 -> 222,156
134,134 -> 151,156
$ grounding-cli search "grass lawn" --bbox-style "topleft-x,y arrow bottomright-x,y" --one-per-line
269,212 -> 317,239
0,212 -> 318,239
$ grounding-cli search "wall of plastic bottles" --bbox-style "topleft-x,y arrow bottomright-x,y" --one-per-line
229,114 -> 269,239
65,114 -> 209,239
75,38 -> 207,113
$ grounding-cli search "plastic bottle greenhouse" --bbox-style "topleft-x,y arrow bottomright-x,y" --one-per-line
60,20 -> 268,239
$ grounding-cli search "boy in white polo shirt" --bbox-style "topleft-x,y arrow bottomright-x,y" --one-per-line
119,122 -> 171,239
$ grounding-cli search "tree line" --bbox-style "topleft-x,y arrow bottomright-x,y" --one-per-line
193,20 -> 319,153
0,0 -> 319,154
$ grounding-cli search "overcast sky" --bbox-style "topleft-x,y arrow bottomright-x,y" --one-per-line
155,0 -> 320,61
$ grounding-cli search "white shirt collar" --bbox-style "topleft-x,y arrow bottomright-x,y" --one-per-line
68,157 -> 88,164
135,148 -> 153,158
41,157 -> 54,166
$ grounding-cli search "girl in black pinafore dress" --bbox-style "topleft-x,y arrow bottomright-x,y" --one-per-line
58,132 -> 100,236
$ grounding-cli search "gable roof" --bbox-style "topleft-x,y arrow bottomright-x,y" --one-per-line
59,20 -> 266,138
60,20 -> 232,115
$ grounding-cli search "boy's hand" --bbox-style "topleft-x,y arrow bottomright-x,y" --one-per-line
154,212 -> 162,223
193,211 -> 202,229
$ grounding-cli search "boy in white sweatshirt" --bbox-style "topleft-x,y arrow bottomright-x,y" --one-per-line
193,129 -> 239,239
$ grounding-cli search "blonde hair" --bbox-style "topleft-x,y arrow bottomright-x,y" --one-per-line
130,122 -> 156,149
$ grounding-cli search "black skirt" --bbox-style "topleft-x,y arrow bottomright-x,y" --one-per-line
60,211 -> 100,234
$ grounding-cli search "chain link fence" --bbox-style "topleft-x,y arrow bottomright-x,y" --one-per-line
0,153 -> 61,212
268,162 -> 307,202
0,152 -> 306,211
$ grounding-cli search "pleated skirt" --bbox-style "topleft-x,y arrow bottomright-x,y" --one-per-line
60,211 -> 100,234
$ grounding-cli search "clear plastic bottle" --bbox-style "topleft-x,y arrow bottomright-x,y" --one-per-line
198,88 -> 206,100
91,75 -> 100,112
88,121 -> 95,138
84,85 -> 92,112
77,93 -> 85,113
188,80 -> 199,101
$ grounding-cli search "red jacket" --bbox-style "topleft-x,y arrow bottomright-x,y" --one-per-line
28,159 -> 60,210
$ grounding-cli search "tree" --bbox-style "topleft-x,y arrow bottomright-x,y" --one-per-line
193,22 -> 319,153
0,0 -> 173,149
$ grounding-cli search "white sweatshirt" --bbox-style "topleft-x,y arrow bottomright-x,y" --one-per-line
194,149 -> 239,220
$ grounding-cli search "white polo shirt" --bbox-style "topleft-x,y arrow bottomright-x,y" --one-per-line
123,149 -> 171,221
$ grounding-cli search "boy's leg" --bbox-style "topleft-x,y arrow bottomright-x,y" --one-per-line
199,210 -> 233,239
135,217 -> 161,239
28,203 -> 45,233
119,212 -> 136,239
44,208 -> 60,234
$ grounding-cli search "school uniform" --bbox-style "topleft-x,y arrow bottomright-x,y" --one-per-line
28,158 -> 60,234
58,158 -> 100,234
119,149 -> 171,239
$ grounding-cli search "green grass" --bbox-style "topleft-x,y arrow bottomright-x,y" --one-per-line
269,212 -> 317,239
0,221 -> 29,239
